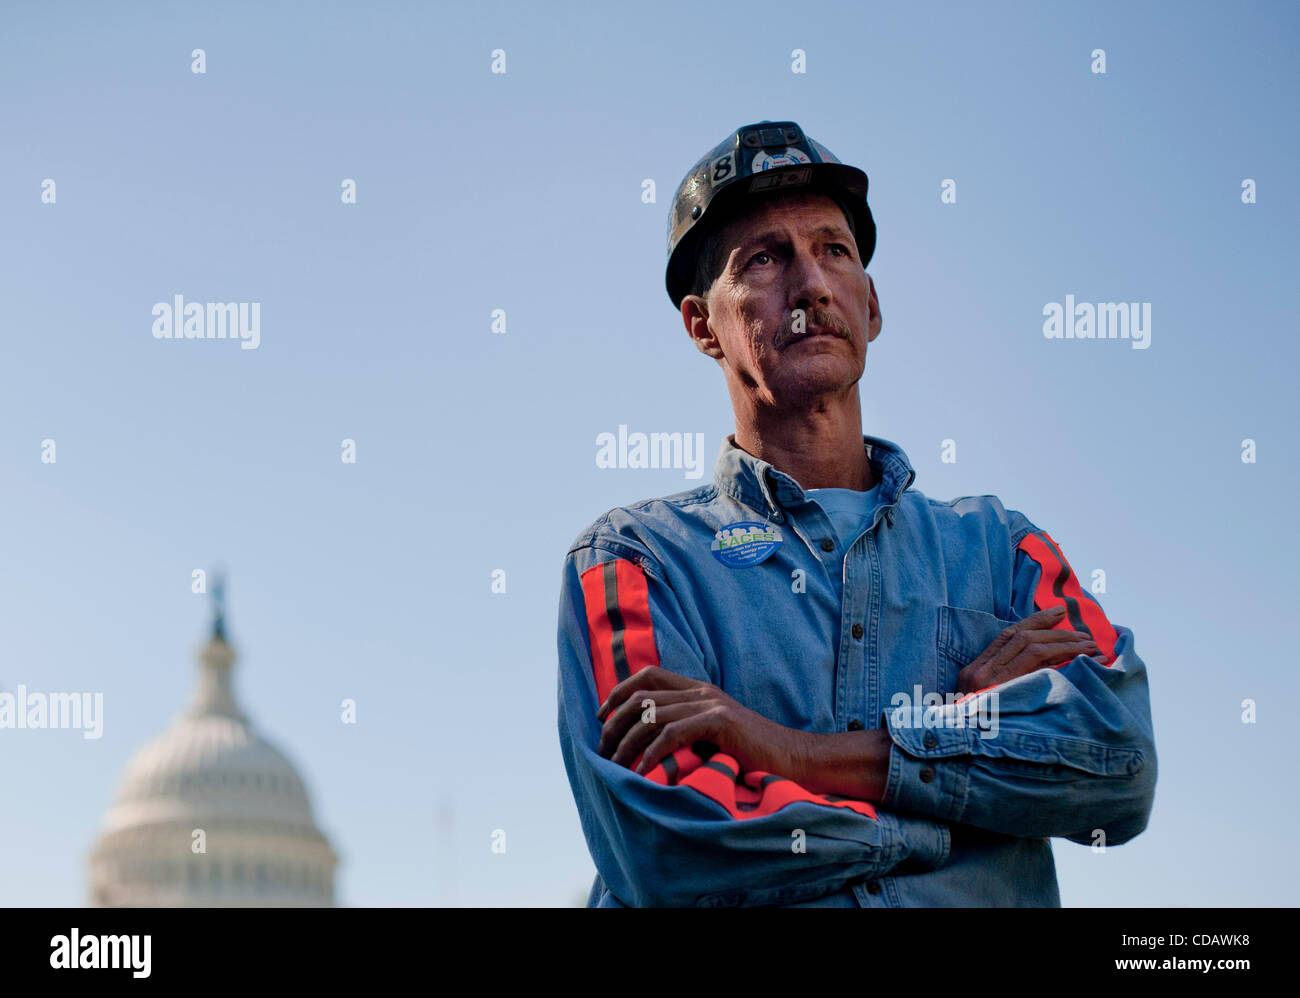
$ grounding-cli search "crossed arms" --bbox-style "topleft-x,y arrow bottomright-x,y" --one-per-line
556,531 -> 1157,906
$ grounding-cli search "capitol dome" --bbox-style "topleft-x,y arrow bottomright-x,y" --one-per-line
88,585 -> 338,906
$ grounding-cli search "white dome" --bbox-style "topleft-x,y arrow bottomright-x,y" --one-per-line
99,710 -> 320,833
88,611 -> 338,907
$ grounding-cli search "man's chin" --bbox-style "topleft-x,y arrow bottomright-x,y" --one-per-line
769,368 -> 863,407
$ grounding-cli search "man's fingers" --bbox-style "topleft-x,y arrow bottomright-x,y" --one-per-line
961,630 -> 1102,693
637,713 -> 717,776
968,625 -> 1093,672
1010,637 -> 1102,666
992,639 -> 1101,684
597,688 -> 700,757
609,702 -> 708,769
975,607 -> 1068,661
596,666 -> 693,721
1002,631 -> 1102,663
999,607 -> 1070,642
1007,627 -> 1099,648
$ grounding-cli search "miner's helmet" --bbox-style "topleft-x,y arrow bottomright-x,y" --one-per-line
664,120 -> 876,310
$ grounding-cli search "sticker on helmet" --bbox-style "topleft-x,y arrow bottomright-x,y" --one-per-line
709,153 -> 735,187
751,147 -> 812,172
710,521 -> 783,568
749,167 -> 812,193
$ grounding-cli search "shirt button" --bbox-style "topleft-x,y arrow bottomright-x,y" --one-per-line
923,732 -> 938,749
852,623 -> 864,639
866,880 -> 882,895
920,767 -> 935,783
820,538 -> 835,551
847,720 -> 863,731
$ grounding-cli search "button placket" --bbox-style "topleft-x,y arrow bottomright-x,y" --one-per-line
860,529 -> 884,742
839,522 -> 873,741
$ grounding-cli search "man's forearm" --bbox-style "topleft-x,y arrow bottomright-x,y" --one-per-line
787,728 -> 893,801
596,664 -> 898,803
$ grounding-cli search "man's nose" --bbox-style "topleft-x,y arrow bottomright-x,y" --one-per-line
789,250 -> 832,309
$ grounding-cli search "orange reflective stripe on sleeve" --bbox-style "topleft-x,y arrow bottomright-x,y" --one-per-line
1017,530 -> 1119,665
579,558 -> 661,703
644,746 -> 878,821
581,558 -> 878,822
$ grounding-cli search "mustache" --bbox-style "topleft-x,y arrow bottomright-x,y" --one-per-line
777,308 -> 851,348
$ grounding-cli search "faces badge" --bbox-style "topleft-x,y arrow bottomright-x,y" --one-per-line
751,147 -> 812,172
711,521 -> 783,568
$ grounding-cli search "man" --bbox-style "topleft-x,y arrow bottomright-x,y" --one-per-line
556,120 -> 1157,907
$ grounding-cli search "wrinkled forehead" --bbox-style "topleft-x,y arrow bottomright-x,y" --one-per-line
717,190 -> 851,248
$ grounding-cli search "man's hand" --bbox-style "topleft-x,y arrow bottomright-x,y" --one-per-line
956,606 -> 1102,695
596,666 -> 811,779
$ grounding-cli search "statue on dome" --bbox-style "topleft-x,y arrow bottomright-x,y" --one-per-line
211,572 -> 227,642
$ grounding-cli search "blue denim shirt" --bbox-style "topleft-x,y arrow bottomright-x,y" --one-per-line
556,432 -> 1157,907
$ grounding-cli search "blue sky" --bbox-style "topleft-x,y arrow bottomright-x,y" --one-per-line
1,0 -> 1296,906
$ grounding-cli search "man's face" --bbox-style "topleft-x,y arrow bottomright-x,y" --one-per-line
682,191 -> 881,411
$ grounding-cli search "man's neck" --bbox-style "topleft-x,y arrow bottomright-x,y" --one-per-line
732,400 -> 875,492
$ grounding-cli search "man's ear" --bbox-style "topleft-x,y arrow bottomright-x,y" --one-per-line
865,273 -> 882,344
682,294 -> 725,360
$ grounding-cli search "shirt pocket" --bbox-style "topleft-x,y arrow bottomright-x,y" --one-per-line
936,604 -> 1020,692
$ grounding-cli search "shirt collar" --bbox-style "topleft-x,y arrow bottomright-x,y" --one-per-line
712,431 -> 917,524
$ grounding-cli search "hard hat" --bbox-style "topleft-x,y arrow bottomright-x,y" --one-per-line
665,120 -> 876,309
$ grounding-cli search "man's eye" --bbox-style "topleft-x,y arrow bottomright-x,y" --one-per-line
830,244 -> 851,256
749,251 -> 772,266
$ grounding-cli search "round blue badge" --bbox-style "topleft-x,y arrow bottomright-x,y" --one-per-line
710,521 -> 783,568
